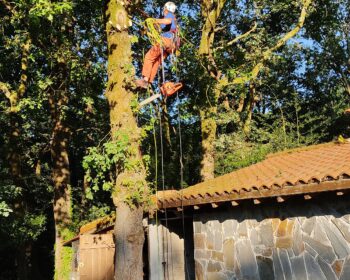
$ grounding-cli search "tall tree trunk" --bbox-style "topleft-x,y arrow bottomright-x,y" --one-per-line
198,0 -> 226,181
198,0 -> 312,179
199,104 -> 217,181
105,1 -> 148,279
8,100 -> 30,280
242,82 -> 256,135
49,59 -> 72,280
199,83 -> 221,181
1,37 -> 32,280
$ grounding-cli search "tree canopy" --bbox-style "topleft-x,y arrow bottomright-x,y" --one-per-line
0,0 -> 349,279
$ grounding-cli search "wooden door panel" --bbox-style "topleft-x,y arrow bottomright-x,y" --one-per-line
79,234 -> 115,280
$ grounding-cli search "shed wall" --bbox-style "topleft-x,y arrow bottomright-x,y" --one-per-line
148,217 -> 195,280
193,197 -> 350,280
148,220 -> 185,280
79,234 -> 115,280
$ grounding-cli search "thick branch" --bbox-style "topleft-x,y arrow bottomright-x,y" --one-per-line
0,82 -> 13,101
0,0 -> 15,14
268,0 -> 311,55
0,37 -> 31,112
216,21 -> 258,51
18,37 -> 31,99
227,0 -> 312,86
0,82 -> 18,112
214,25 -> 226,32
199,0 -> 227,79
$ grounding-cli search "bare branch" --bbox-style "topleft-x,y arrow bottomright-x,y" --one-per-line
17,37 -> 31,99
226,0 -> 313,86
265,0 -> 312,56
216,21 -> 258,51
0,0 -> 15,14
214,25 -> 227,32
0,82 -> 13,101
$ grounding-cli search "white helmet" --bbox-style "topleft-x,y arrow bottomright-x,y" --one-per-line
164,2 -> 177,13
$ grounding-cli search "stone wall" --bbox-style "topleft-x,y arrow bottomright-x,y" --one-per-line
193,197 -> 350,280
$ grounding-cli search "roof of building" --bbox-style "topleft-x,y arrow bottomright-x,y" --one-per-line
62,214 -> 115,246
155,142 -> 350,209
64,141 -> 350,246
79,214 -> 115,234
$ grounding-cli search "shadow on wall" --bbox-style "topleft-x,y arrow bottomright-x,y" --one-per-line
165,217 -> 195,280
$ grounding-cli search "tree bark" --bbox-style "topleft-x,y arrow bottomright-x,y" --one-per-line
49,58 -> 72,280
1,37 -> 31,280
198,0 -> 227,181
105,1 -> 148,279
197,0 -> 312,180
242,82 -> 256,135
199,83 -> 221,181
199,105 -> 217,181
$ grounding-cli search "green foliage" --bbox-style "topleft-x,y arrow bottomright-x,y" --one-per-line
29,0 -> 73,22
1,0 -> 107,277
54,245 -> 73,280
114,177 -> 149,207
0,0 -> 349,278
61,246 -> 74,280
83,133 -> 128,199
0,201 -> 13,217
1,212 -> 47,245
83,131 -> 149,203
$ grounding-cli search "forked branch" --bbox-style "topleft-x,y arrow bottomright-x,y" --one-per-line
216,21 -> 258,51
227,0 -> 313,86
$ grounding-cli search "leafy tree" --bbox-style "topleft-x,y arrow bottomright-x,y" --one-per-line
196,0 -> 313,180
1,1 -> 350,279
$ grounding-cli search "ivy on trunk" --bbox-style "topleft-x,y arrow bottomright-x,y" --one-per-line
105,1 -> 149,279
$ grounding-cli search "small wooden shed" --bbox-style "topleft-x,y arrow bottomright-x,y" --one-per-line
63,215 -> 115,280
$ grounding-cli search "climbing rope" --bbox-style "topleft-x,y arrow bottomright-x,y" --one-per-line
158,48 -> 172,280
175,68 -> 191,280
142,17 -> 187,278
144,18 -> 163,46
138,46 -> 163,280
139,15 -> 190,278
160,46 -> 190,279
150,93 -> 161,280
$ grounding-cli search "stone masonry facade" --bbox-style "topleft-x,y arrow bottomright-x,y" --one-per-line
193,198 -> 350,280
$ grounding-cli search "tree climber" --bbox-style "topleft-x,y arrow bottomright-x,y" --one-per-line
136,2 -> 178,89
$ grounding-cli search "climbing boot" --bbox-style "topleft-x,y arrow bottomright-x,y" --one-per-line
135,79 -> 149,89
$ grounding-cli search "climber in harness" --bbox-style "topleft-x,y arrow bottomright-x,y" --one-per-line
136,1 -> 182,103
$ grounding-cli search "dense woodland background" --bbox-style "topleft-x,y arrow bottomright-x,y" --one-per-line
0,0 -> 349,279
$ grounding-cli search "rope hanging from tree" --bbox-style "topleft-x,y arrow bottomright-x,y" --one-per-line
144,18 -> 163,46
142,17 -> 189,278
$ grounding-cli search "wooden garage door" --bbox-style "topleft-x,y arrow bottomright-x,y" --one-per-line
79,234 -> 115,280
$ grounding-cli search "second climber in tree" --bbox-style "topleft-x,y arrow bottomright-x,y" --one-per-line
136,2 -> 178,89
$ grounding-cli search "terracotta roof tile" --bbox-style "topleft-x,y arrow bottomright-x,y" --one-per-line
155,142 -> 350,208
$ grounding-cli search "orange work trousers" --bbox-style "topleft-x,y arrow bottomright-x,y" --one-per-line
142,37 -> 175,83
